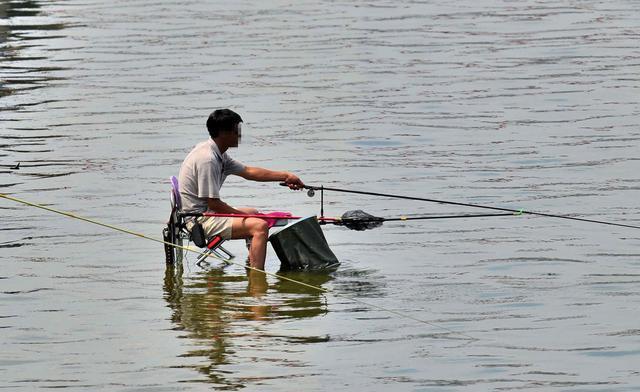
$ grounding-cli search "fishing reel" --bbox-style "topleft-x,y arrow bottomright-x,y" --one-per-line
306,186 -> 325,219
278,181 -> 318,198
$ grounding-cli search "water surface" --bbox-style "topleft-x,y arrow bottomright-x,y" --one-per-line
1,0 -> 639,390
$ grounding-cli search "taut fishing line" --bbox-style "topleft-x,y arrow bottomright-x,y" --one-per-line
0,192 -> 476,341
300,184 -> 640,231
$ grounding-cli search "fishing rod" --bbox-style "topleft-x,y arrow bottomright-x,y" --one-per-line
0,192 -> 476,340
295,184 -> 640,231
190,210 -> 515,231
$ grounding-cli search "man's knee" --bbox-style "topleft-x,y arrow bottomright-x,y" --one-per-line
250,219 -> 269,236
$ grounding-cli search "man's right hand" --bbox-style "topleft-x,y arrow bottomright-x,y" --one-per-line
283,173 -> 305,190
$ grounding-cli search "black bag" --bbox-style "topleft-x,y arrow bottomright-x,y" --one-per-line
269,216 -> 339,271
190,221 -> 207,248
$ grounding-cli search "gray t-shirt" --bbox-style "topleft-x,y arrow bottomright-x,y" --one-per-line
178,139 -> 245,214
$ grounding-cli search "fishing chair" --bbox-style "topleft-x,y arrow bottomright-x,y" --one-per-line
163,176 -> 234,265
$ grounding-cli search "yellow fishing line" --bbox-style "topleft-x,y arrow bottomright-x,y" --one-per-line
0,192 -> 476,340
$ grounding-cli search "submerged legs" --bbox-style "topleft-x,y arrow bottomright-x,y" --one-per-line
230,214 -> 269,269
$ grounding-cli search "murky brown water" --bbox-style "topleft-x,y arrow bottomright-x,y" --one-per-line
2,0 -> 640,390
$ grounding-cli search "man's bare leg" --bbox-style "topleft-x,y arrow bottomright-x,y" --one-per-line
236,207 -> 259,249
230,217 -> 269,269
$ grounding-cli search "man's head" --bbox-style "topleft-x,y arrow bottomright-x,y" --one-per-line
207,109 -> 243,147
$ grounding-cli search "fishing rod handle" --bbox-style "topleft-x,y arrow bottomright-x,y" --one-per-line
279,182 -> 319,190
280,182 -> 318,197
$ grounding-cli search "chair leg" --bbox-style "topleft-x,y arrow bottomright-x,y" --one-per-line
195,239 -> 235,267
195,248 -> 214,267
214,244 -> 235,260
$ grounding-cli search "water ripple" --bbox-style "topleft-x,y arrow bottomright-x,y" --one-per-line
2,0 -> 640,390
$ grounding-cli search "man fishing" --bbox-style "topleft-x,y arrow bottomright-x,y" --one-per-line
178,108 -> 304,269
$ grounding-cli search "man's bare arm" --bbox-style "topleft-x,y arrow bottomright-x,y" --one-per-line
237,166 -> 304,190
207,198 -> 246,214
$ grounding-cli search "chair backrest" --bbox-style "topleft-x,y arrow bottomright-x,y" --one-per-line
170,176 -> 182,211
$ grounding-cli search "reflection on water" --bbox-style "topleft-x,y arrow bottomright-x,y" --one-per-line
0,0 -> 67,103
1,0 -> 70,181
163,264 -> 331,389
2,0 -> 640,389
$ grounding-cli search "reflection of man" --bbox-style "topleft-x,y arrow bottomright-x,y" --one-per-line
162,264 -> 330,386
178,109 -> 304,269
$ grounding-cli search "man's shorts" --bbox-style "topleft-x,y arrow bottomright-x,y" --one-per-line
187,216 -> 233,240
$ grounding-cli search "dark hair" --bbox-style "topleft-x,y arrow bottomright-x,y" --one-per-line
206,109 -> 243,138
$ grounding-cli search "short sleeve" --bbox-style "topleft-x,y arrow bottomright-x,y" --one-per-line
196,159 -> 222,199
223,156 -> 245,176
